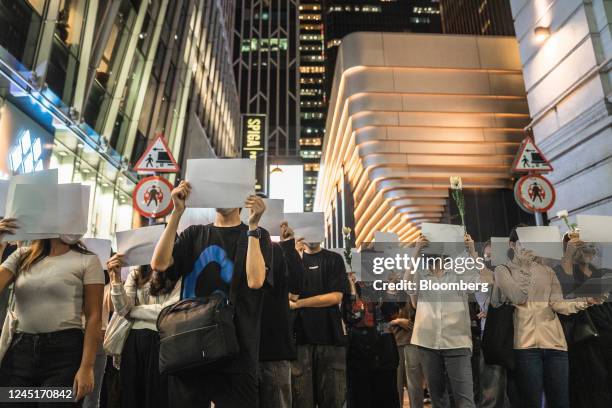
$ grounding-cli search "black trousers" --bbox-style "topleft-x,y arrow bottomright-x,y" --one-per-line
120,329 -> 168,408
347,364 -> 400,408
168,369 -> 259,408
0,328 -> 84,408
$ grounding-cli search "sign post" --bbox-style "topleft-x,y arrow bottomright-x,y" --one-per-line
512,135 -> 555,226
241,114 -> 267,194
132,176 -> 174,219
133,134 -> 180,174
133,134 -> 180,224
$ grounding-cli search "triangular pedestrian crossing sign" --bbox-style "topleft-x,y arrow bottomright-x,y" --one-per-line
133,134 -> 180,173
512,137 -> 553,173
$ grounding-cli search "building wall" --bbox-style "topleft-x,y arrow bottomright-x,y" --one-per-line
299,0 -> 325,211
233,0 -> 300,163
510,0 -> 612,225
441,0 -> 516,36
316,32 -> 530,246
0,0 -> 240,237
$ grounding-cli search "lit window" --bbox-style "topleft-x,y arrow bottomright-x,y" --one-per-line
10,130 -> 44,174
300,138 -> 322,146
300,150 -> 322,159
300,66 -> 325,73
304,163 -> 320,172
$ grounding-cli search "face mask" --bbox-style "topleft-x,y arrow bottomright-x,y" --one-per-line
59,234 -> 83,245
216,208 -> 238,216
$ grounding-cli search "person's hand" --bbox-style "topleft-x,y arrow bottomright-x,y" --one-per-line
477,311 -> 487,319
171,181 -> 191,215
289,299 -> 300,310
245,195 -> 266,229
73,366 -> 94,401
0,218 -> 18,240
107,254 -> 124,284
414,234 -> 429,254
565,237 -> 584,259
587,297 -> 604,306
295,238 -> 305,257
465,234 -> 477,257
280,222 -> 295,242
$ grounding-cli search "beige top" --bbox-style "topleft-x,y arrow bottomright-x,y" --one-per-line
2,247 -> 104,333
493,257 -> 589,351
110,269 -> 180,331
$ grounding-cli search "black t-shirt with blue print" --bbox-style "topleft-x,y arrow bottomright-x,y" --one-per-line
168,223 -> 272,376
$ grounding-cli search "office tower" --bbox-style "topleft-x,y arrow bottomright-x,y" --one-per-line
440,0 -> 515,36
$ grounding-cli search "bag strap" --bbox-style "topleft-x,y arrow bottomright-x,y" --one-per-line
229,228 -> 249,305
7,284 -> 15,312
493,264 -> 513,306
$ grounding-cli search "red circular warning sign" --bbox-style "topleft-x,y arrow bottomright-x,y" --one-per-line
514,174 -> 556,213
133,176 -> 174,218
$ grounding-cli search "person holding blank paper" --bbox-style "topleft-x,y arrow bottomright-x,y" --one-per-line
492,227 -> 603,408
0,221 -> 104,405
106,255 -> 180,408
259,221 -> 303,408
289,239 -> 351,408
151,180 -> 272,408
409,233 -> 491,408
554,234 -> 612,408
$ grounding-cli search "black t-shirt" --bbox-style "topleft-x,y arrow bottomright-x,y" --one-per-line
168,223 -> 272,376
259,239 -> 303,361
294,249 -> 350,346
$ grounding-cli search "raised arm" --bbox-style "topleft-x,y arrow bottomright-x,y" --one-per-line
279,222 -> 303,297
244,195 -> 269,289
108,257 -> 137,317
548,266 -> 591,315
151,181 -> 191,272
494,264 -> 529,305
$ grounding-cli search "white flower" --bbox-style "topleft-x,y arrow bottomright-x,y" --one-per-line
449,176 -> 463,190
556,210 -> 569,219
342,227 -> 352,236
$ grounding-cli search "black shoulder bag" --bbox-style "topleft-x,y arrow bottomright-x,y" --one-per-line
157,227 -> 247,375
481,264 -> 516,370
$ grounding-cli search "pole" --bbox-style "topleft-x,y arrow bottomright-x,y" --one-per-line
534,211 -> 544,226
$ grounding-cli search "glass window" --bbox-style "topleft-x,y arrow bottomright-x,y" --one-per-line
0,0 -> 42,68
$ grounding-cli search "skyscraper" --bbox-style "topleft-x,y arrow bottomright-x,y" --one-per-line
297,0 -> 441,211
233,1 -> 301,179
299,0 -> 326,211
323,0 -> 441,95
440,0 -> 515,36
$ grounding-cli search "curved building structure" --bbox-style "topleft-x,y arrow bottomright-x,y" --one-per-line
315,32 -> 531,246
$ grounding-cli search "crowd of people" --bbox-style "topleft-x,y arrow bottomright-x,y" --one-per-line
0,179 -> 610,408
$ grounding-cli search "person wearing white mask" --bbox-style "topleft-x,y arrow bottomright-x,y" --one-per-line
0,221 -> 104,405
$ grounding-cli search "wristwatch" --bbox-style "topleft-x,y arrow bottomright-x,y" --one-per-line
247,227 -> 262,239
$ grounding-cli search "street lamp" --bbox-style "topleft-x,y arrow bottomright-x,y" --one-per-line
534,26 -> 551,43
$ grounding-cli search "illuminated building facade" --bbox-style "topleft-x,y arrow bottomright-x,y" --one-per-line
299,0 -> 325,211
233,0 -> 301,171
0,0 -> 240,237
440,0 -> 515,36
316,32 -> 532,247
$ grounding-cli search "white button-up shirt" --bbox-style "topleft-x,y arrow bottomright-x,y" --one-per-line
409,260 -> 485,350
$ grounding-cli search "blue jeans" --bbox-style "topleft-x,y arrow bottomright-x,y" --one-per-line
514,349 -> 569,408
